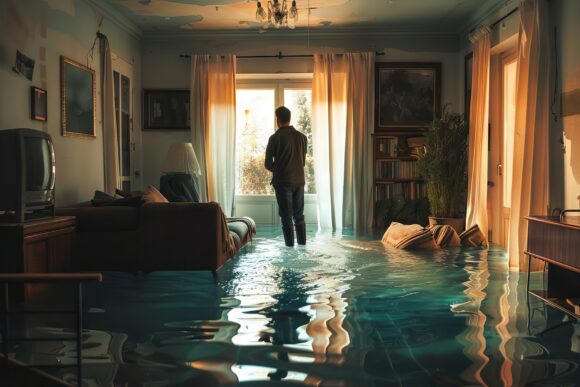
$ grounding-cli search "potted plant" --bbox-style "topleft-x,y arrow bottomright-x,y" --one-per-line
416,107 -> 468,234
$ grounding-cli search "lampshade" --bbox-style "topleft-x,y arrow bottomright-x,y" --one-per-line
162,142 -> 202,176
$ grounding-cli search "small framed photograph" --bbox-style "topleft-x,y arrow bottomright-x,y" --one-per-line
376,62 -> 441,131
143,89 -> 190,130
30,86 -> 47,121
60,56 -> 96,137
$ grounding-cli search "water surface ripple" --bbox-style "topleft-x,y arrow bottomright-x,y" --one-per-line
11,228 -> 580,386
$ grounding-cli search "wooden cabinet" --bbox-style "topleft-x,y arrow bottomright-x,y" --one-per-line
0,216 -> 76,273
525,216 -> 580,318
372,134 -> 428,227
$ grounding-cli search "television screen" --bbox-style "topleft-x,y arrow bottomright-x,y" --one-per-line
25,137 -> 52,191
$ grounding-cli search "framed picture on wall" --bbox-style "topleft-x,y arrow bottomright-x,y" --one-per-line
60,56 -> 96,137
375,62 -> 441,131
143,89 -> 190,130
30,86 -> 47,121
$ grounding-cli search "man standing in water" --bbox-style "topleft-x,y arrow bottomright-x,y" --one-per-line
265,106 -> 307,247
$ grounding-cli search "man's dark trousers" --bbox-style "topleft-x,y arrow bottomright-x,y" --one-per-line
274,185 -> 305,246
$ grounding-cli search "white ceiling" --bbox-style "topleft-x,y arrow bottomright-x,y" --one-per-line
105,0 -> 499,33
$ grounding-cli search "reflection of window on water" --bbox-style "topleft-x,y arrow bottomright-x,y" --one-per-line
235,88 -> 316,195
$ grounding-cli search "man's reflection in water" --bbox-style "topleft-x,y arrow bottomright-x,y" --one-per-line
260,269 -> 310,381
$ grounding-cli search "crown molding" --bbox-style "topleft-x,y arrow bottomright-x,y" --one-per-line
142,26 -> 459,42
84,0 -> 142,40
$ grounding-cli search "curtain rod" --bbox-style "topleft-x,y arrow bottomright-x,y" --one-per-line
179,51 -> 385,59
469,6 -> 519,35
490,7 -> 519,29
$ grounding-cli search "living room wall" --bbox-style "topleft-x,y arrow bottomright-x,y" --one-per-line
140,32 -> 462,189
0,0 -> 141,206
552,0 -> 580,209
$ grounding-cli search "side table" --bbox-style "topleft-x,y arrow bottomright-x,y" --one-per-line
0,216 -> 76,273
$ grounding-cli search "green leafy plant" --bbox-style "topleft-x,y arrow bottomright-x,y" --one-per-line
377,197 -> 430,228
416,106 -> 468,218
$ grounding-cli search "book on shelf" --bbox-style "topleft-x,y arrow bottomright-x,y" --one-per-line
407,136 -> 426,157
375,160 -> 420,179
375,181 -> 427,201
376,137 -> 397,157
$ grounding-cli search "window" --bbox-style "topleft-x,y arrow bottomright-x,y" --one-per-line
502,59 -> 517,208
113,55 -> 133,192
235,79 -> 314,195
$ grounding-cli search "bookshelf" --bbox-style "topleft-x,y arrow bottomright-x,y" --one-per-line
372,134 -> 428,227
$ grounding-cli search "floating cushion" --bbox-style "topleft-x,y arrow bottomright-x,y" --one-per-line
382,222 -> 436,249
459,225 -> 488,247
430,224 -> 461,247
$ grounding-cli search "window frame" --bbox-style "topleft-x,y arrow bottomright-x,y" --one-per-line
235,76 -> 314,197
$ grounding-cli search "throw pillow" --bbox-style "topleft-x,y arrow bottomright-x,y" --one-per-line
142,185 -> 169,203
93,190 -> 115,202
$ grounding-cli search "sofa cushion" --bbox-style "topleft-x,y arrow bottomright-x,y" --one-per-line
227,221 -> 249,244
92,196 -> 143,207
226,217 -> 256,246
56,206 -> 139,232
229,231 -> 242,250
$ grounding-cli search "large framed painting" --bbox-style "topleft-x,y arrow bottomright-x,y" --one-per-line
60,56 -> 96,137
376,62 -> 441,131
143,89 -> 190,130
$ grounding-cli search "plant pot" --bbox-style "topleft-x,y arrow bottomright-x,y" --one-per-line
428,216 -> 465,235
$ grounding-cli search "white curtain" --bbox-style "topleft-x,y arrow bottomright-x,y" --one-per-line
312,52 -> 375,230
466,26 -> 491,246
190,55 -> 237,216
508,0 -> 550,270
100,35 -> 120,195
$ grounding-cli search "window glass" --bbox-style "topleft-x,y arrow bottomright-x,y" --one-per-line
503,60 -> 517,207
235,88 -> 276,195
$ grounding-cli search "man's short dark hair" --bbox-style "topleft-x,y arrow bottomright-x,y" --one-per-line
275,106 -> 291,124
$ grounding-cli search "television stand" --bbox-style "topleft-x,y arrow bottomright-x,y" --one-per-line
0,216 -> 76,274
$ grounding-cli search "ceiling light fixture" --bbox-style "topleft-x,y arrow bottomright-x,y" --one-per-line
256,0 -> 299,29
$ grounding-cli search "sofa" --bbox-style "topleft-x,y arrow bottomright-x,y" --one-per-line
56,202 -> 255,272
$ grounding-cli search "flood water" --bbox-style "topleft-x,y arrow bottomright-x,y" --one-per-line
7,227 -> 580,386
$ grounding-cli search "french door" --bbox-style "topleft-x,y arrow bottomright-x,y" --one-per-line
233,78 -> 317,225
490,52 -> 517,248
500,55 -> 517,246
112,56 -> 134,192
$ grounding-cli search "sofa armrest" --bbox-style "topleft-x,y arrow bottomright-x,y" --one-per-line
139,202 -> 233,271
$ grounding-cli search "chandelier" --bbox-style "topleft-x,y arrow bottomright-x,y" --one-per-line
256,0 -> 299,29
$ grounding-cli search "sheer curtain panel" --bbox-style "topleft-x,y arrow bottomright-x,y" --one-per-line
190,55 -> 237,216
508,0 -> 550,270
100,35 -> 120,195
312,52 -> 375,230
466,26 -> 491,247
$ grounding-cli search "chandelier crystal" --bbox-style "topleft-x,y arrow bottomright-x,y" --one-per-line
256,0 -> 299,29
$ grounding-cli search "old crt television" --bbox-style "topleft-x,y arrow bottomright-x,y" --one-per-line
0,128 -> 55,222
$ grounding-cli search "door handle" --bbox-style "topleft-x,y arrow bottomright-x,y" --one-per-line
497,163 -> 503,176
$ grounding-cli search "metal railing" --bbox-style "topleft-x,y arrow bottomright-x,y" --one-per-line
0,273 -> 102,386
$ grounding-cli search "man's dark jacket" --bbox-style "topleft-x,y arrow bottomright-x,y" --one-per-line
265,126 -> 307,186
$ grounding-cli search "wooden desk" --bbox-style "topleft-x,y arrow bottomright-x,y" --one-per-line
0,216 -> 76,273
525,216 -> 580,318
